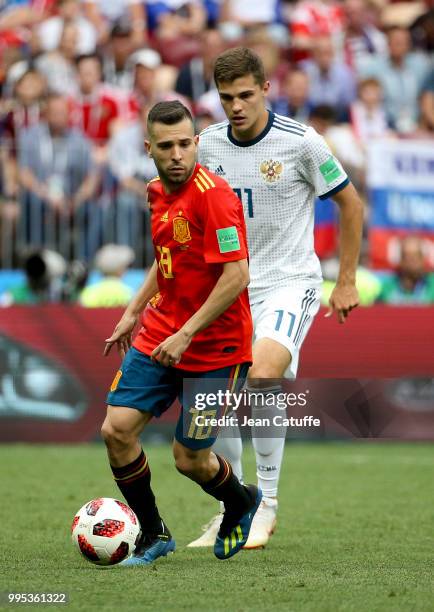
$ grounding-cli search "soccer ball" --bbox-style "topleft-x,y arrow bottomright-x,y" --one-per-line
71,498 -> 141,566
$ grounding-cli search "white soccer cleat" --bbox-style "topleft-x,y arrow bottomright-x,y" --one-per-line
242,499 -> 277,549
187,513 -> 223,548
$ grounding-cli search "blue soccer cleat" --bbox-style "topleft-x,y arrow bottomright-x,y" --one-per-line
121,521 -> 175,567
214,486 -> 262,560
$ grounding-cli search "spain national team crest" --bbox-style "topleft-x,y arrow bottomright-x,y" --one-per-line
173,216 -> 191,243
260,160 -> 283,183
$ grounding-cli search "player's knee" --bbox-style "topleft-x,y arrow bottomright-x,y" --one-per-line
248,363 -> 281,379
173,448 -> 205,478
101,420 -> 135,452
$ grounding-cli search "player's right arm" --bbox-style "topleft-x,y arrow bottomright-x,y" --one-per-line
151,258 -> 249,366
103,261 -> 158,358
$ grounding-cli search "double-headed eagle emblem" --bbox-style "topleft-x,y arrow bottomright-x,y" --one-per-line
260,160 -> 283,183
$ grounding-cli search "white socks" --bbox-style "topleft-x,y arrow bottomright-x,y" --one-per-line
212,387 -> 286,500
249,385 -> 286,499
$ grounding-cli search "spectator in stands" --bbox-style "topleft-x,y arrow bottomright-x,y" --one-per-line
0,67 -> 46,231
408,70 -> 434,139
107,104 -> 156,252
146,0 -> 206,40
410,0 -> 434,52
219,0 -> 282,29
37,0 -> 97,55
103,20 -> 135,90
18,93 -> 99,257
108,103 -> 156,196
0,0 -> 53,37
128,48 -> 185,117
0,248 -> 66,305
378,235 -> 434,305
311,105 -> 366,191
307,103 -> 335,136
0,39 -> 23,97
272,69 -> 313,123
359,26 -> 431,133
243,26 -> 287,104
300,35 -> 357,120
195,87 -> 226,123
82,0 -> 147,47
79,243 -> 134,307
377,236 -> 434,304
0,2 -> 64,59
409,89 -> 434,139
1,67 -> 46,155
340,0 -> 387,71
70,53 -> 125,154
194,100 -> 221,132
175,27 -> 224,105
35,21 -> 80,96
289,0 -> 345,61
349,78 -> 393,147
131,47 -> 161,102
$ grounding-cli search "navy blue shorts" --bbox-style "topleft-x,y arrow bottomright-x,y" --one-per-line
106,347 -> 249,450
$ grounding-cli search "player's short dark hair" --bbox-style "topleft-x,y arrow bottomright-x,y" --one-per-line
147,100 -> 193,130
213,47 -> 265,87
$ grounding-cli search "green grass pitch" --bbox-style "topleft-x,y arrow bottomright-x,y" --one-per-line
1,442 -> 433,612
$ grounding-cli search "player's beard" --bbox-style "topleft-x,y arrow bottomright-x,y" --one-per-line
161,163 -> 195,188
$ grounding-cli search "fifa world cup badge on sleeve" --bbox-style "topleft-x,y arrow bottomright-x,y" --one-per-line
216,227 -> 240,253
319,157 -> 343,185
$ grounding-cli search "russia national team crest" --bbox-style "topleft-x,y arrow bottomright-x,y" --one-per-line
173,215 -> 191,243
260,160 -> 283,183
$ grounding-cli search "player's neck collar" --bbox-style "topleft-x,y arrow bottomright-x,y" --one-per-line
227,111 -> 274,148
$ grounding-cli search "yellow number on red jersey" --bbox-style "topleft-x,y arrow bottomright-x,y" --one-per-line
156,246 -> 174,279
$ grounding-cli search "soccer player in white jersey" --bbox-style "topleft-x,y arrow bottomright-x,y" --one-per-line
188,47 -> 364,549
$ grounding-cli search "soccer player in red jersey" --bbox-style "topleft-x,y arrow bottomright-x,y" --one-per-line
101,101 -> 262,564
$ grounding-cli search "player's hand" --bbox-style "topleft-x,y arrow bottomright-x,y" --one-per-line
325,283 -> 359,324
104,314 -> 137,358
151,329 -> 192,367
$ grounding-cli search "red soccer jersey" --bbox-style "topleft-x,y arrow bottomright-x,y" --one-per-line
133,163 -> 253,371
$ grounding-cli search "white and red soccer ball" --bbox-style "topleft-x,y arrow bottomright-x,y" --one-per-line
71,498 -> 141,566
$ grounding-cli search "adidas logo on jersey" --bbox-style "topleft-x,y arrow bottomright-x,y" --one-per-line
214,165 -> 226,176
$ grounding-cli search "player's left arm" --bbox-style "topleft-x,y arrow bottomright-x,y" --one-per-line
298,128 -> 364,324
151,259 -> 249,366
328,182 -> 364,324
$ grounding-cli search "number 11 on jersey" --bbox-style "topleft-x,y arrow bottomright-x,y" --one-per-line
233,188 -> 254,218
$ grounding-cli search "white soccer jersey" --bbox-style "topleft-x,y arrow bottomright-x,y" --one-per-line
198,111 -> 349,304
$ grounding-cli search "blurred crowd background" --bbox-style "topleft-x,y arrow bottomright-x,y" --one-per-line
0,0 -> 433,307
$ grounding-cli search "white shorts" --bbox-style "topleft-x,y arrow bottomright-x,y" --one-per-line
251,286 -> 321,379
